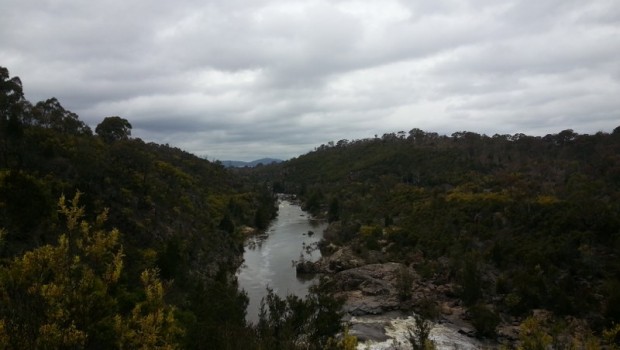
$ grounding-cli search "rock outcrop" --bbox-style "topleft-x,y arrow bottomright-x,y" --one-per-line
333,262 -> 414,316
303,246 -> 366,273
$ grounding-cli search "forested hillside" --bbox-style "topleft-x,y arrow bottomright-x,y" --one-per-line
0,66 -> 289,348
4,63 -> 620,348
256,127 -> 620,346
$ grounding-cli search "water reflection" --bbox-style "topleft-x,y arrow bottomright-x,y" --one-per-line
236,198 -> 327,324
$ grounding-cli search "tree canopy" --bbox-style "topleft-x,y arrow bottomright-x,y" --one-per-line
253,124 -> 620,345
0,66 -> 289,349
3,63 -> 620,348
95,116 -> 132,142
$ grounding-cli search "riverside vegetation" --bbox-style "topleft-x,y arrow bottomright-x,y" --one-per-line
0,66 -> 349,349
2,65 -> 620,348
250,125 -> 620,348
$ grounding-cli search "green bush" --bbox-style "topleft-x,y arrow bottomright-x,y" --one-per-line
469,304 -> 500,338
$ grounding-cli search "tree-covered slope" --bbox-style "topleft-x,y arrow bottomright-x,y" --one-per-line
261,127 -> 620,344
0,66 -> 283,348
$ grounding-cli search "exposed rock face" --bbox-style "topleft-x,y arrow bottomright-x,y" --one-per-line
296,244 -> 372,275
295,260 -> 319,274
349,320 -> 391,342
308,242 -> 515,348
333,262 -> 414,316
311,246 -> 366,273
311,247 -> 466,318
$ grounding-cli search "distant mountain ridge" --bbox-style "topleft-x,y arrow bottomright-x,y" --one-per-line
220,158 -> 283,168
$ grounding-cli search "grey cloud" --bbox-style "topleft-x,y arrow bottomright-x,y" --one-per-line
1,0 -> 619,161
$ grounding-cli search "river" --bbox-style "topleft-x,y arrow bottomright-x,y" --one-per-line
237,198 -> 485,349
236,197 -> 327,324
349,313 -> 487,350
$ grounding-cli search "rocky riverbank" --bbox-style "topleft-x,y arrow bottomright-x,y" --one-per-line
299,243 -> 515,348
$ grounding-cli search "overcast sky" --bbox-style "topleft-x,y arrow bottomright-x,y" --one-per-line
1,0 -> 619,160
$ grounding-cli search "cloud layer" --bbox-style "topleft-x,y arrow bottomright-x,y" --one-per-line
1,0 -> 619,160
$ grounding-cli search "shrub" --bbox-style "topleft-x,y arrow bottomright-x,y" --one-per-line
469,304 -> 500,338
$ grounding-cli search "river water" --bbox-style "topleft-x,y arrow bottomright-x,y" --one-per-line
237,199 -> 484,349
350,314 -> 486,350
236,197 -> 327,324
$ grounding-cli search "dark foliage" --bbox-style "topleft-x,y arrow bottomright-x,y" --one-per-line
0,66 -> 283,349
256,277 -> 345,350
254,125 -> 620,337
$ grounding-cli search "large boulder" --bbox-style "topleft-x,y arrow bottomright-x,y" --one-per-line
312,246 -> 366,273
334,262 -> 417,316
348,320 -> 391,342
